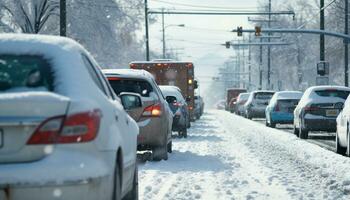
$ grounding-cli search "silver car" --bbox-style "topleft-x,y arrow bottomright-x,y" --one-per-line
103,69 -> 173,161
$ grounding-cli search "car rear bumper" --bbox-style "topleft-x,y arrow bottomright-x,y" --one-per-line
172,115 -> 186,131
0,149 -> 111,200
270,112 -> 294,124
304,115 -> 337,132
137,117 -> 166,150
248,108 -> 266,118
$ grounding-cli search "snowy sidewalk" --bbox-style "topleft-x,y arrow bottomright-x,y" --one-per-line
139,110 -> 350,200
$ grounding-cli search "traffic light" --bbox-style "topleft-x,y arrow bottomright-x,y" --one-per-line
225,41 -> 230,49
237,26 -> 243,37
255,26 -> 262,36
317,61 -> 329,76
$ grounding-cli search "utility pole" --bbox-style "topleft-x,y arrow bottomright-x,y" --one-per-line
259,37 -> 263,90
248,34 -> 252,89
267,0 -> 272,89
345,0 -> 349,86
145,0 -> 150,61
60,0 -> 66,36
320,0 -> 325,61
161,9 -> 166,59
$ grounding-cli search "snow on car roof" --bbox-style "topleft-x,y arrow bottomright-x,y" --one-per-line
159,85 -> 184,101
102,69 -> 156,81
251,90 -> 275,94
0,33 -> 104,100
307,85 -> 350,92
298,85 -> 350,106
130,60 -> 193,64
274,91 -> 303,100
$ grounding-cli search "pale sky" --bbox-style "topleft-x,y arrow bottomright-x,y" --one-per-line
147,0 -> 261,94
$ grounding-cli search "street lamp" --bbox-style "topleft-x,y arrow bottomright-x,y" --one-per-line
162,24 -> 185,59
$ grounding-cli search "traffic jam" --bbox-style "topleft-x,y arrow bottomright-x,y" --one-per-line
4,0 -> 350,199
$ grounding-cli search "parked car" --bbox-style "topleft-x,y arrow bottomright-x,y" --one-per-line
294,86 -> 350,139
0,34 -> 139,200
160,86 -> 189,138
244,90 -> 275,119
103,69 -> 173,161
265,91 -> 303,128
235,92 -> 250,115
194,95 -> 204,119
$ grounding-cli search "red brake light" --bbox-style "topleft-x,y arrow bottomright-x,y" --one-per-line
304,105 -> 319,111
173,102 -> 182,107
142,104 -> 162,117
108,77 -> 121,81
130,63 -> 136,68
27,109 -> 102,144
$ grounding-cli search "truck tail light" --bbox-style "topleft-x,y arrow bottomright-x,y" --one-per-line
304,105 -> 319,112
142,104 -> 162,117
27,109 -> 102,144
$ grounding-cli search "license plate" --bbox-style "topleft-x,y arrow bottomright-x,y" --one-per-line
0,129 -> 3,148
326,109 -> 338,117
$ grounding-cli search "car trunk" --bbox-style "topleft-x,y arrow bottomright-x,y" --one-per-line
276,99 -> 299,113
0,92 -> 70,163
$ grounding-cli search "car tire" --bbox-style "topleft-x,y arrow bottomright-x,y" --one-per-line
265,120 -> 270,127
112,161 -> 122,200
167,141 -> 172,153
270,121 -> 276,128
183,128 -> 188,138
178,131 -> 183,138
336,131 -> 346,156
123,166 -> 138,200
153,136 -> 168,161
299,122 -> 308,139
293,125 -> 299,136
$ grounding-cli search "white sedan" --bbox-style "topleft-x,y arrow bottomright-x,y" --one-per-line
0,34 -> 139,200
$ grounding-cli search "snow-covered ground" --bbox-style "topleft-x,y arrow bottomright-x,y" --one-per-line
139,110 -> 350,200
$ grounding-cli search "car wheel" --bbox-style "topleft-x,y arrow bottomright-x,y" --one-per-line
112,161 -> 122,200
293,125 -> 299,136
167,141 -> 172,153
265,120 -> 269,127
299,119 -> 308,139
336,131 -> 346,156
183,128 -> 188,138
270,121 -> 276,128
123,166 -> 138,200
153,136 -> 168,161
178,131 -> 182,138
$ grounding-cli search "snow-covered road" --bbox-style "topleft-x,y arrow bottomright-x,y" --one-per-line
139,110 -> 350,200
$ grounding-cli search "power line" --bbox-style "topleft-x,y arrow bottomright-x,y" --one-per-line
150,0 -> 260,10
297,0 -> 338,29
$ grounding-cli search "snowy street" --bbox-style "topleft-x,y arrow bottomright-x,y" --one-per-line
139,110 -> 350,200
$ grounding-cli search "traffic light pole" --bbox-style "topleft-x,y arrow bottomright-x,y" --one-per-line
267,0 -> 272,89
320,0 -> 325,62
145,0 -> 150,61
345,0 -> 349,86
60,0 -> 66,36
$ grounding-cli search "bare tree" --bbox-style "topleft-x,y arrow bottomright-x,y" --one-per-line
0,0 -> 59,33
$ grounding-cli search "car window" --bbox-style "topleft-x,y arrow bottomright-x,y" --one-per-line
108,78 -> 154,97
81,54 -> 107,96
0,55 -> 53,92
254,92 -> 274,100
315,90 -> 350,100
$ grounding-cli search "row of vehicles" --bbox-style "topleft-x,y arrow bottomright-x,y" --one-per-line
0,34 -> 204,200
226,86 -> 350,157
